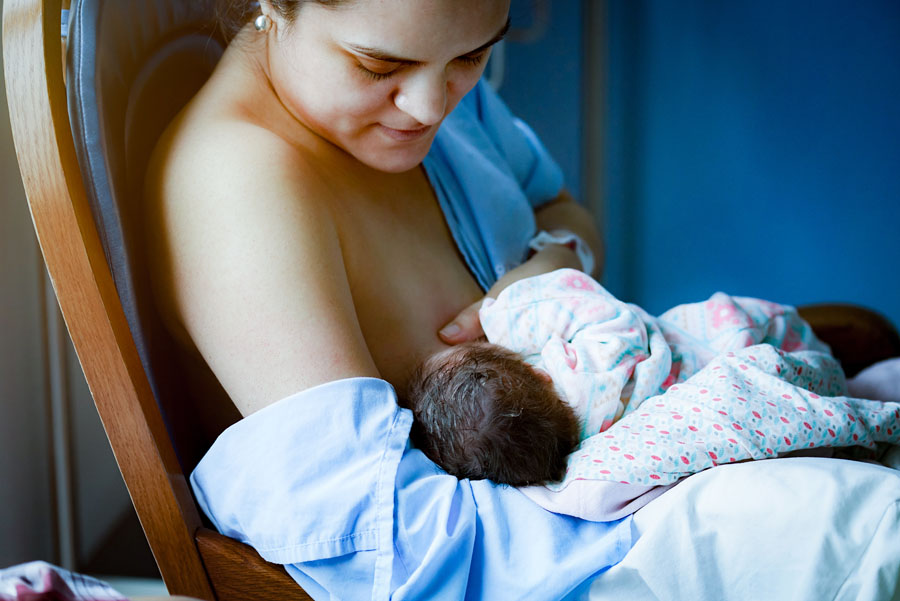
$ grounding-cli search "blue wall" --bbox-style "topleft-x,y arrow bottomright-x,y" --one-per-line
605,0 -> 900,328
500,0 -> 584,200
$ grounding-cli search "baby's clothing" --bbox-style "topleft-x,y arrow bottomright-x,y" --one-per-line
480,269 -> 900,519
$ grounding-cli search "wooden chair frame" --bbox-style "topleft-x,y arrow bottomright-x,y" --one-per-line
4,0 -> 898,599
3,0 -> 310,598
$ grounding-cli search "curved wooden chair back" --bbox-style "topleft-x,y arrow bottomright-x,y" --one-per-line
3,0 -> 311,598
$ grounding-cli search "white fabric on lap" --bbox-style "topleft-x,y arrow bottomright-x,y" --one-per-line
587,457 -> 900,601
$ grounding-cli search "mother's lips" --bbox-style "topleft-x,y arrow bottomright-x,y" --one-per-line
378,124 -> 431,141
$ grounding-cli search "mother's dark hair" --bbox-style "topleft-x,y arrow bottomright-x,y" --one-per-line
216,0 -> 349,40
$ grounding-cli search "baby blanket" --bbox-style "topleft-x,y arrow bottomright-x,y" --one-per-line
479,269 -> 900,520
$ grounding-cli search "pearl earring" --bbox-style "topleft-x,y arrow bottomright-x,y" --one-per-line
254,14 -> 272,33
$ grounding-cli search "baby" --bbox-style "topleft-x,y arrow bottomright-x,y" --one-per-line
404,341 -> 579,486
401,268 -> 896,489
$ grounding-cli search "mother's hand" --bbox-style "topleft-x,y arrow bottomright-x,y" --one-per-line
438,244 -> 582,344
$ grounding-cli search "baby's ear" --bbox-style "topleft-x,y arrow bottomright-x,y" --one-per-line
533,367 -> 554,384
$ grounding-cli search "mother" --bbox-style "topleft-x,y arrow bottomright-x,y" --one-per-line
146,2 -> 900,599
146,0 -> 602,417
146,0 -> 622,598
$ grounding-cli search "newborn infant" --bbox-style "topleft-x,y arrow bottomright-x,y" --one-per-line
403,268 -> 887,489
404,341 -> 579,486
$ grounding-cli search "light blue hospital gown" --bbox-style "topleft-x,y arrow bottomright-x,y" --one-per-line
190,81 -> 634,601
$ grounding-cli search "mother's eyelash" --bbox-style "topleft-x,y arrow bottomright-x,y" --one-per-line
356,51 -> 487,82
457,52 -> 487,66
356,63 -> 397,81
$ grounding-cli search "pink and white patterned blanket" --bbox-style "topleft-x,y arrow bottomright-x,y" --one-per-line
479,269 -> 900,520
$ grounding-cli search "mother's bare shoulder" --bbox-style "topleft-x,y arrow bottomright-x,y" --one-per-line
145,114 -> 379,415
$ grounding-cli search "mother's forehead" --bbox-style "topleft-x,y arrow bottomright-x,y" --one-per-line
298,0 -> 510,55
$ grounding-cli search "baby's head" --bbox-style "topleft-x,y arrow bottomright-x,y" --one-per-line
404,341 -> 578,486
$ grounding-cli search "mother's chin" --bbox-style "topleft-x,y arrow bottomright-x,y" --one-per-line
344,125 -> 440,173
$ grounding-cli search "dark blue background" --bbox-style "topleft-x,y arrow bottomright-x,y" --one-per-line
500,0 -> 900,330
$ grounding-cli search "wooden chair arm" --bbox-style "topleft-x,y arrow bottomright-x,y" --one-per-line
195,528 -> 314,601
798,303 -> 900,378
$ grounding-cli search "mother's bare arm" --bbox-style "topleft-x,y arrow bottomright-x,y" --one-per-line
438,190 -> 604,344
148,124 -> 379,416
533,190 -> 605,279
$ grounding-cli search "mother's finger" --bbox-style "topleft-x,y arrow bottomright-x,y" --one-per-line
439,299 -> 485,344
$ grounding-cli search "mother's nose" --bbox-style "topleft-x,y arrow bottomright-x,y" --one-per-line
394,73 -> 448,126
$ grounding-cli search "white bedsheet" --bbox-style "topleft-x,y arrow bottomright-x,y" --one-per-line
586,456 -> 900,601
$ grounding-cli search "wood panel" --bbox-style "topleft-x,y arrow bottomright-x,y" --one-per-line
799,303 -> 900,378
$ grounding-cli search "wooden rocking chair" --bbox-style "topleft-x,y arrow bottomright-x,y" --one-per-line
3,0 -> 898,600
3,0 -> 310,598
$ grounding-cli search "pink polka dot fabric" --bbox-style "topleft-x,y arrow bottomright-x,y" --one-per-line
557,344 -> 899,489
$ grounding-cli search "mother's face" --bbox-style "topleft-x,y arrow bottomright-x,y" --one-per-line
263,0 -> 511,173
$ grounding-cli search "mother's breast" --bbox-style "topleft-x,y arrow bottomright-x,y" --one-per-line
331,169 -> 483,396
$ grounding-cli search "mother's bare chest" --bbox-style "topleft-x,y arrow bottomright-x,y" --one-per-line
331,170 -> 483,393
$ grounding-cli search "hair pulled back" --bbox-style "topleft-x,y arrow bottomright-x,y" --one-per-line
215,0 -> 348,40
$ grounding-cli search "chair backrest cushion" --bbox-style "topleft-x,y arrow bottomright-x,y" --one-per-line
66,0 -> 225,471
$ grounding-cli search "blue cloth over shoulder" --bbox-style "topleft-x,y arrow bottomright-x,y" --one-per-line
423,79 -> 565,290
191,81 -> 633,600
192,379 -> 633,601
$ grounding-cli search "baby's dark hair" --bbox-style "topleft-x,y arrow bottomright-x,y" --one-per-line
404,342 -> 579,486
